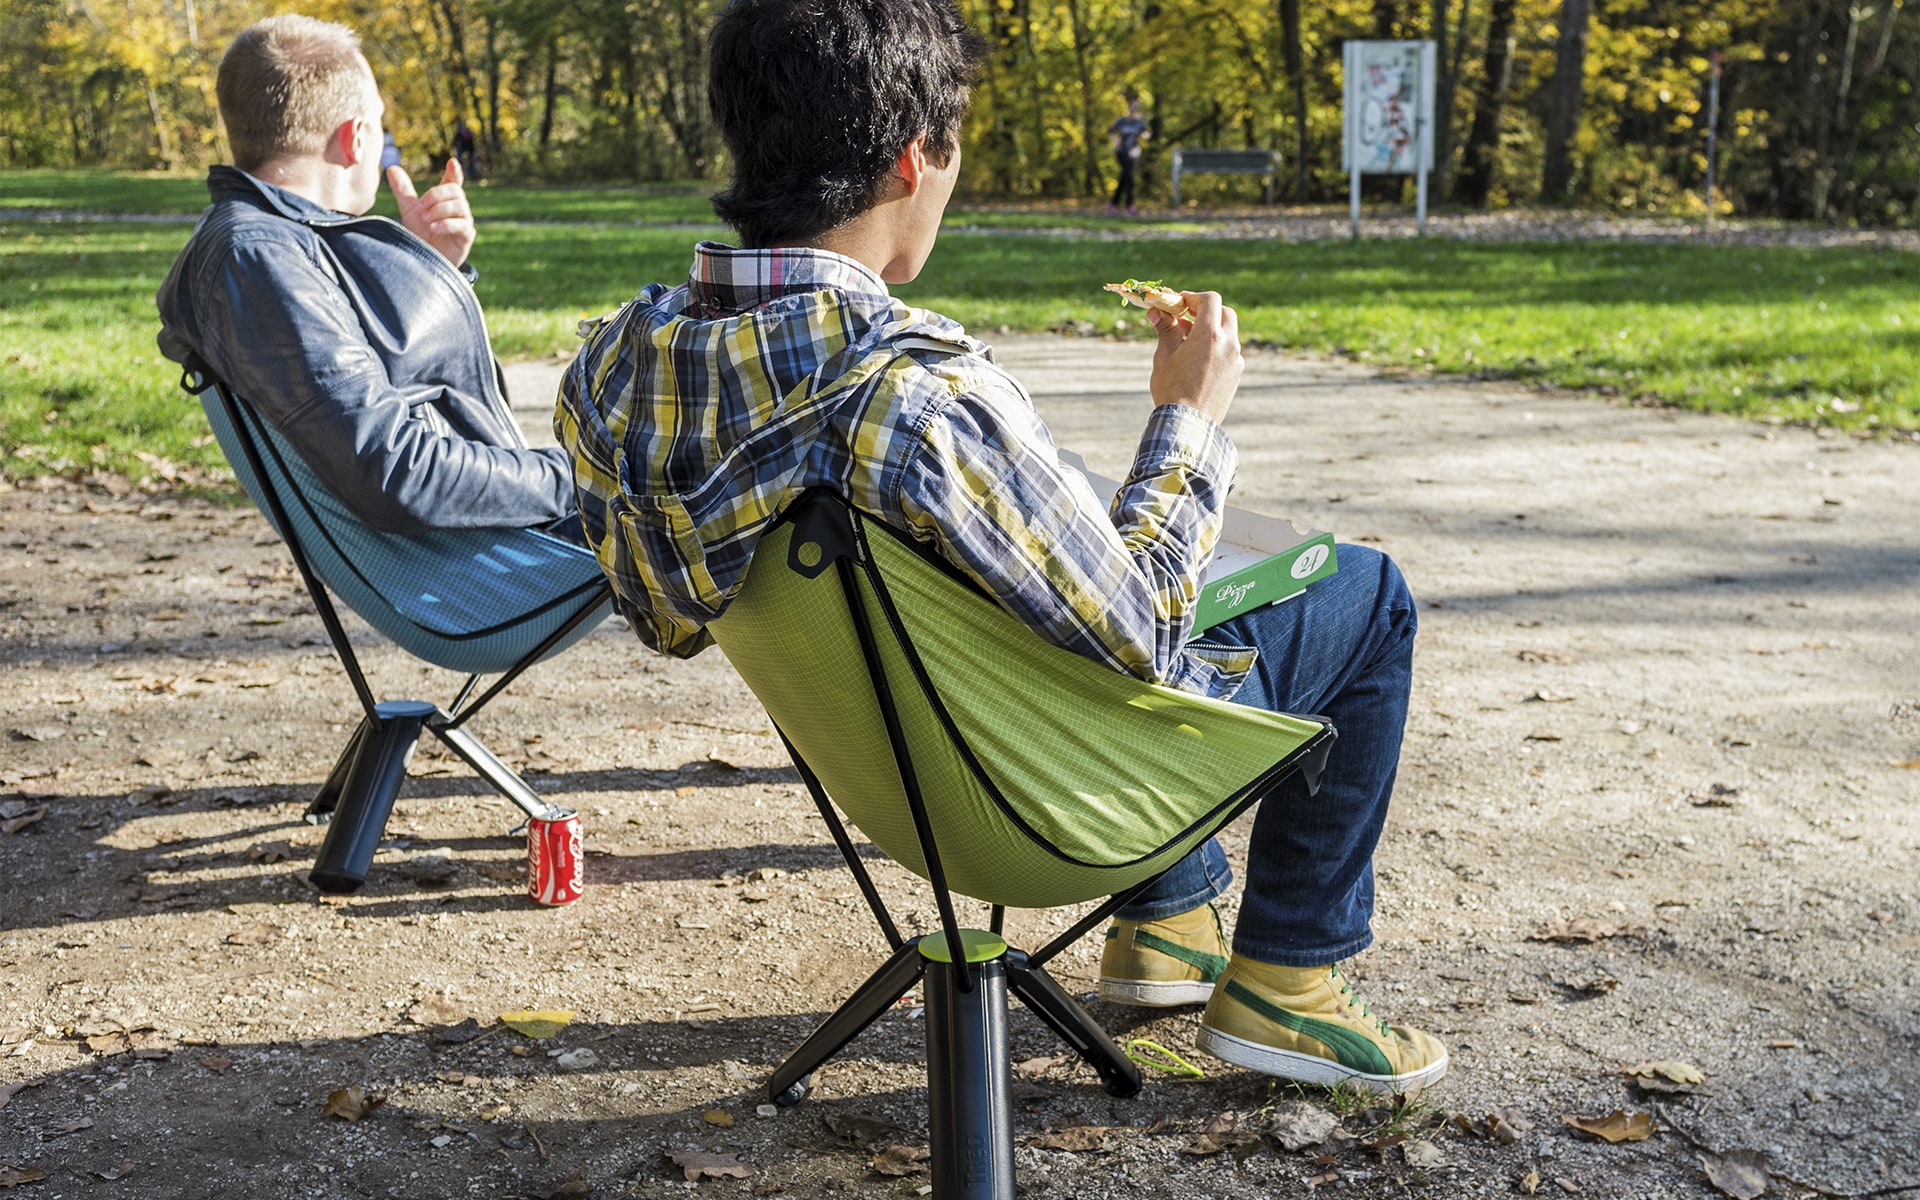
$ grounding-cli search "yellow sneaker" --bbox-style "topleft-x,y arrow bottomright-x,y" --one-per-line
1197,958 -> 1449,1093
1097,903 -> 1228,1007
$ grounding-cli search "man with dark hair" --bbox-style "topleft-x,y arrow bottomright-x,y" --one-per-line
558,0 -> 1446,1094
157,14 -> 574,535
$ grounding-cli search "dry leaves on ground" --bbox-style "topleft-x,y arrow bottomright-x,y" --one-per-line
1562,1110 -> 1654,1143
666,1151 -> 754,1181
1258,1100 -> 1343,1152
323,1086 -> 386,1121
93,1161 -> 135,1181
0,1082 -> 36,1111
870,1144 -> 931,1177
1451,1108 -> 1532,1145
1027,1125 -> 1118,1152
0,803 -> 46,835
543,1169 -> 594,1199
500,1010 -> 573,1039
1530,917 -> 1642,944
1624,1061 -> 1706,1093
1700,1149 -> 1771,1200
823,1112 -> 905,1149
0,1162 -> 45,1188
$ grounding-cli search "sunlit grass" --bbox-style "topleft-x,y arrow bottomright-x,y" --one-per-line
4,180 -> 1915,487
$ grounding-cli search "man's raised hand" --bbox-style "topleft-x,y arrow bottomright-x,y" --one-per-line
387,158 -> 475,268
1147,291 -> 1244,425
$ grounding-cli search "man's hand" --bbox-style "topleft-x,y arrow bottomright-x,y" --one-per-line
387,158 -> 475,268
1147,290 -> 1243,424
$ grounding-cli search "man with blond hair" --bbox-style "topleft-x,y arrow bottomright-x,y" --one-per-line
157,14 -> 575,534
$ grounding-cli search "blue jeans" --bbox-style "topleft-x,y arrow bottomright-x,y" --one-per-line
1114,545 -> 1417,967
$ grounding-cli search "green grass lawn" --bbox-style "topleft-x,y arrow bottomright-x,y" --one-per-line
4,171 -> 1916,487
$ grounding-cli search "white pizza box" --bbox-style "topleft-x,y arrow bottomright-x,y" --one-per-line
1060,449 -> 1338,633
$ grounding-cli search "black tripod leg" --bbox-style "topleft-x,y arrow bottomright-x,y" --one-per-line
926,957 -> 1015,1200
308,701 -> 435,893
1005,950 -> 1142,1099
306,716 -> 372,824
430,722 -> 552,820
768,940 -> 926,1106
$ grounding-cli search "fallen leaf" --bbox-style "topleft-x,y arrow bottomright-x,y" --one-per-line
226,922 -> 281,946
0,1163 -> 45,1187
825,1113 -> 906,1148
0,807 -> 46,835
1520,1170 -> 1541,1195
1891,758 -> 1920,769
1202,1111 -> 1238,1137
666,1150 -> 754,1181
248,841 -> 295,864
93,1161 -> 136,1181
46,1117 -> 94,1136
500,1010 -> 573,1039
870,1144 -> 931,1177
1261,1100 -> 1342,1151
433,1018 -> 485,1045
1027,1126 -> 1116,1152
323,1086 -> 385,1120
544,1169 -> 594,1199
1561,1110 -> 1653,1143
1012,1054 -> 1073,1079
198,1054 -> 233,1074
702,1109 -> 734,1128
1403,1139 -> 1445,1168
0,1082 -> 36,1111
1530,917 -> 1638,944
1624,1061 -> 1706,1090
406,855 -> 459,886
1701,1149 -> 1771,1200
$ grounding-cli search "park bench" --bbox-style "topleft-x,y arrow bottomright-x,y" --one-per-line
1171,148 -> 1278,207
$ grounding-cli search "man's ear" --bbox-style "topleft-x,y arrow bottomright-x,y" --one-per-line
895,134 -> 930,197
323,116 -> 362,168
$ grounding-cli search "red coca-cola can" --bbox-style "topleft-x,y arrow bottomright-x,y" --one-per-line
527,807 -> 584,906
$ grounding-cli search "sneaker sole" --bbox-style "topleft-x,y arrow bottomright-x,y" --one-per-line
1097,977 -> 1216,1007
1195,1025 -> 1449,1094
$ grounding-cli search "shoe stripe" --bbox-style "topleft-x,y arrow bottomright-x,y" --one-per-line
1220,979 -> 1394,1077
1132,930 -> 1227,981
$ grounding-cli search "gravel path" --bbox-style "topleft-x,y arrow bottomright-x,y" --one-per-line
2,338 -> 1915,1199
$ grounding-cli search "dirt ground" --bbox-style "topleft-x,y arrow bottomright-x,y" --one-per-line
2,335 -> 1916,1200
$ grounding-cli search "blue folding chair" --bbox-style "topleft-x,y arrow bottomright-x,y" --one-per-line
180,363 -> 613,892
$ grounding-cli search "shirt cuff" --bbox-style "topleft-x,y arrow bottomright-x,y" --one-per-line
1130,402 -> 1238,489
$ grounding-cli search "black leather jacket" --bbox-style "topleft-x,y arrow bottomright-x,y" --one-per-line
156,166 -> 574,532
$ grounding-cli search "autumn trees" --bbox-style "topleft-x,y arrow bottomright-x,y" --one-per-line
2,0 -> 1916,223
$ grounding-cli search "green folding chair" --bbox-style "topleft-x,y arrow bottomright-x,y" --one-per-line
706,489 -> 1336,1200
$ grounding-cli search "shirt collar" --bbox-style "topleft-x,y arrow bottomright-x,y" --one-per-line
687,242 -> 891,315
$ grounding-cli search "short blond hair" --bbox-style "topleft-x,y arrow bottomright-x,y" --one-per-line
217,15 -> 370,172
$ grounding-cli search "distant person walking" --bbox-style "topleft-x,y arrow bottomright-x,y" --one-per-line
453,118 -> 479,180
1108,97 -> 1149,215
379,130 -> 400,174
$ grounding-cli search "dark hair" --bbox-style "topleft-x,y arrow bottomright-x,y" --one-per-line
707,0 -> 985,247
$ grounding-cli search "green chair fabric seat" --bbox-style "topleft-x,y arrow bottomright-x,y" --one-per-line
710,493 -> 1329,909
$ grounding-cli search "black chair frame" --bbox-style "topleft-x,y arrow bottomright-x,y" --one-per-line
759,493 -> 1335,1200
180,365 -> 612,892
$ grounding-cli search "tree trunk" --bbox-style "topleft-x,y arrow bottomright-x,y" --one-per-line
144,79 -> 173,170
985,0 -> 1023,192
538,36 -> 558,160
483,14 -> 502,155
1280,0 -> 1307,199
1064,0 -> 1103,196
1431,0 -> 1468,201
1454,0 -> 1515,208
1373,0 -> 1399,38
1540,0 -> 1592,203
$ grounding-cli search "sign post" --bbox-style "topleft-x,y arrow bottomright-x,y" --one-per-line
1343,40 -> 1437,237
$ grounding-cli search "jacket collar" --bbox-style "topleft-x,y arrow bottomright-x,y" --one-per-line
207,164 -> 358,227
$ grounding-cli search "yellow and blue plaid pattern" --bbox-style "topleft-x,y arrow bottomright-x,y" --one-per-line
555,242 -> 1252,697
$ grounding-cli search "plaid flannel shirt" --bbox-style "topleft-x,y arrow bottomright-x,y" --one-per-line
556,243 -> 1254,698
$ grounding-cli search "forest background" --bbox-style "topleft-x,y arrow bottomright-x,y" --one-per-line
1,0 -> 1911,223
